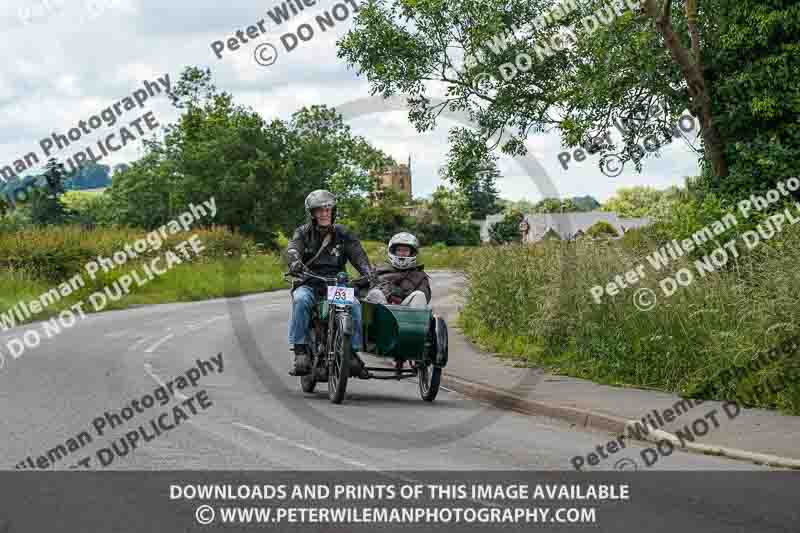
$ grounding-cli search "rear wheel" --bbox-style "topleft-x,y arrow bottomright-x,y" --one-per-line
328,320 -> 351,404
418,363 -> 442,402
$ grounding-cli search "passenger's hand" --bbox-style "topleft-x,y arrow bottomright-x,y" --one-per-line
367,269 -> 379,287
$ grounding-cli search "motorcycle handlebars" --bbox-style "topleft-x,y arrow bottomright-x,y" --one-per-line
283,270 -> 369,287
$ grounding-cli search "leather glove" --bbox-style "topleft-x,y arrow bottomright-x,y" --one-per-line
287,250 -> 307,275
367,268 -> 378,287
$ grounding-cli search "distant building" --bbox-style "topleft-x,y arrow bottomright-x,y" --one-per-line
521,211 -> 652,242
478,211 -> 653,243
370,156 -> 413,202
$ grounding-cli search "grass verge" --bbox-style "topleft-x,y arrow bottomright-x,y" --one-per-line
460,220 -> 800,415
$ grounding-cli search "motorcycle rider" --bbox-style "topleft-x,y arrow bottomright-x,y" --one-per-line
287,190 -> 375,376
366,232 -> 431,308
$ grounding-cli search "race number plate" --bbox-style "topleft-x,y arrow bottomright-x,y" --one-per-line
327,286 -> 355,305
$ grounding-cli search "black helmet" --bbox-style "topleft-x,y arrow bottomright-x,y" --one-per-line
304,189 -> 337,226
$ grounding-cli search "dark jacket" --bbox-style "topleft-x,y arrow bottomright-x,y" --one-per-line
371,262 -> 431,304
287,223 -> 371,290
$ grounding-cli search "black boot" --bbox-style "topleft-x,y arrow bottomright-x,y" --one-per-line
350,352 -> 370,379
289,344 -> 311,376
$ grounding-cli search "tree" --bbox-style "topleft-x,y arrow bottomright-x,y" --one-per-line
572,195 -> 601,211
344,188 -> 411,241
461,163 -> 503,219
290,105 -> 393,223
533,197 -> 578,213
428,185 -> 472,225
106,67 -> 392,245
31,158 -> 71,225
488,210 -> 524,244
338,1 -> 799,198
602,185 -> 684,218
497,198 -> 538,214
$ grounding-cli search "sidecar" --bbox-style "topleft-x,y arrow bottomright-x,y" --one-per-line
358,300 -> 448,401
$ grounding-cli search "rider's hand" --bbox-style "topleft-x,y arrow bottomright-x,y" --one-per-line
289,259 -> 307,275
287,249 -> 307,275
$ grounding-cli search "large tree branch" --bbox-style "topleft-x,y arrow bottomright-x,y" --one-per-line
641,0 -> 728,179
686,0 -> 702,65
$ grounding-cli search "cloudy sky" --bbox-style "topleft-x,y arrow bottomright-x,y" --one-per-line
0,0 -> 701,202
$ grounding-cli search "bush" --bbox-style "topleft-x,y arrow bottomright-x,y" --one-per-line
412,221 -> 480,246
62,190 -> 116,227
0,207 -> 33,233
488,211 -> 523,244
586,220 -> 619,239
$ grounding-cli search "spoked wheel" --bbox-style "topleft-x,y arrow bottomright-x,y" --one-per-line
418,363 -> 442,402
328,325 -> 351,404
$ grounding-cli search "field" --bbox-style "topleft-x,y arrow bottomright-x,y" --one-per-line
0,226 -> 476,329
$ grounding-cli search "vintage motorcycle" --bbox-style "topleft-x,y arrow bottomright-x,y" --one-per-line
285,270 -> 448,405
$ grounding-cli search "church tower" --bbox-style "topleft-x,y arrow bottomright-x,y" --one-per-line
371,155 -> 413,200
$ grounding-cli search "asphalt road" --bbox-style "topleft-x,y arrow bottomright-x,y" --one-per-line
0,272 -> 771,472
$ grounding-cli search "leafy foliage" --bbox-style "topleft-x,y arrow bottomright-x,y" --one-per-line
586,220 -> 619,238
104,67 -> 392,247
30,159 -> 72,226
339,0 -> 800,198
601,185 -> 686,219
460,163 -> 503,219
488,210 -> 524,244
533,197 -> 577,213
61,190 -> 116,227
345,188 -> 481,245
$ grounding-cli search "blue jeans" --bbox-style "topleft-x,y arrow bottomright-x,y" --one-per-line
288,285 -> 363,351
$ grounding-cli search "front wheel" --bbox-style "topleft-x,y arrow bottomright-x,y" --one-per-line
418,363 -> 442,402
301,329 -> 319,393
328,319 -> 351,404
